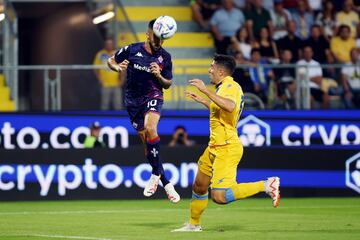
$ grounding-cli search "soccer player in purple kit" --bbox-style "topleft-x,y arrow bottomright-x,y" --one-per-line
107,19 -> 180,203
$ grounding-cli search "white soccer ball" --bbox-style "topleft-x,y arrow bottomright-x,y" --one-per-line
153,16 -> 177,40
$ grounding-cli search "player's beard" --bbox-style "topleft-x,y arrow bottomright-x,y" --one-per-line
149,34 -> 162,52
150,40 -> 161,52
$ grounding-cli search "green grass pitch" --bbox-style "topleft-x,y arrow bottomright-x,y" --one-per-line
0,198 -> 359,240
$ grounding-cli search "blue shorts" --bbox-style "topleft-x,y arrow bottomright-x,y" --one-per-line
126,99 -> 163,131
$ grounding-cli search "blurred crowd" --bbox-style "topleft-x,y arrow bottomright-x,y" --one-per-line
190,0 -> 360,109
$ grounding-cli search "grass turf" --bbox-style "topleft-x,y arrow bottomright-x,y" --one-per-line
0,198 -> 359,240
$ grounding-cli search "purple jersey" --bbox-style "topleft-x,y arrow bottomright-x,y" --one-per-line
114,42 -> 173,107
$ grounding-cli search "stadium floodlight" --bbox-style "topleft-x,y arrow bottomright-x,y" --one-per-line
92,11 -> 114,24
0,13 -> 4,22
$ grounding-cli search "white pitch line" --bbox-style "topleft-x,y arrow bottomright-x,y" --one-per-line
0,234 -> 112,240
0,209 -> 180,216
0,205 -> 359,216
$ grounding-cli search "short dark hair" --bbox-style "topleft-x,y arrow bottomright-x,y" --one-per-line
91,121 -> 101,130
175,125 -> 186,131
303,45 -> 312,51
338,24 -> 351,35
148,19 -> 156,29
213,54 -> 236,74
311,24 -> 321,31
251,48 -> 261,55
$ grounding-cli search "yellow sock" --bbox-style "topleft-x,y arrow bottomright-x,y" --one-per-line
225,181 -> 264,202
189,192 -> 208,225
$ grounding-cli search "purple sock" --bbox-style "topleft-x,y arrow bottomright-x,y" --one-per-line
146,136 -> 169,186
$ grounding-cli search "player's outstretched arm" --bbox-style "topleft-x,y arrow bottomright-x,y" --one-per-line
189,79 -> 235,112
150,62 -> 172,89
186,91 -> 210,109
107,56 -> 129,72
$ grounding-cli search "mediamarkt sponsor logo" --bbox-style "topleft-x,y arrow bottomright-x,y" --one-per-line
0,159 -> 198,196
133,63 -> 151,72
0,122 -> 129,149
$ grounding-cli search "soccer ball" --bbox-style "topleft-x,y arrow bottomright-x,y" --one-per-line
153,16 -> 177,40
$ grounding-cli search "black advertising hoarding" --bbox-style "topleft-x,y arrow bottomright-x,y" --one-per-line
0,146 -> 359,200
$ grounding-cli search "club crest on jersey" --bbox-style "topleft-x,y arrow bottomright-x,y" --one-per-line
157,56 -> 163,64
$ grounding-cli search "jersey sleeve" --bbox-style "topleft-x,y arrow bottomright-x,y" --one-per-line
114,45 -> 130,63
161,55 -> 173,80
218,83 -> 240,104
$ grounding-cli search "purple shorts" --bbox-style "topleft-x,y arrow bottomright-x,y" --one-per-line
126,99 -> 163,131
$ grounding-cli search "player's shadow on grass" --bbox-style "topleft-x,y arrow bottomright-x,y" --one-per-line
206,224 -> 242,232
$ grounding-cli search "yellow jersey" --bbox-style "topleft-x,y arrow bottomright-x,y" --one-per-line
330,36 -> 356,63
93,49 -> 120,87
209,76 -> 244,146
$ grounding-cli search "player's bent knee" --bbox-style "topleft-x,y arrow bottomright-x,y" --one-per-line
192,181 -> 208,195
211,191 -> 227,204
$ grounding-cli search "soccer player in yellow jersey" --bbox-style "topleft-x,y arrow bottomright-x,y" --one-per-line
173,54 -> 280,232
93,39 -> 123,110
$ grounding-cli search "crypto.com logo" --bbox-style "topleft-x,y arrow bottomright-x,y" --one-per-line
237,115 -> 271,146
346,152 -> 360,194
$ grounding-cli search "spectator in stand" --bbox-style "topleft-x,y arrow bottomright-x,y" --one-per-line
248,48 -> 276,104
231,26 -> 252,59
84,122 -> 106,148
297,46 -> 330,109
93,39 -> 123,110
292,0 -> 314,40
304,25 -> 333,64
315,0 -> 337,41
270,0 -> 292,40
276,20 -> 304,62
210,0 -> 245,54
244,0 -> 272,40
341,48 -> 360,108
336,0 -> 359,39
253,26 -> 279,62
331,24 -> 356,64
274,49 -> 296,109
169,125 -> 196,147
190,0 -> 221,31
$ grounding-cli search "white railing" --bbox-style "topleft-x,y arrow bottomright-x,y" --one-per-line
0,63 -> 356,111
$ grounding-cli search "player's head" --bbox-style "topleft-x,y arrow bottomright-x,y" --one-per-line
90,121 -> 101,138
209,54 -> 236,84
104,38 -> 114,52
146,19 -> 164,52
281,49 -> 292,63
338,24 -> 351,40
303,45 -> 313,61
